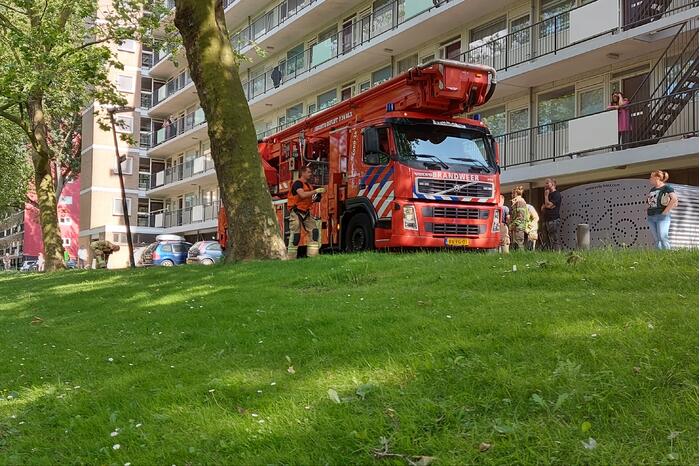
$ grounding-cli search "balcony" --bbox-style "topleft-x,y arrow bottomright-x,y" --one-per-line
149,69 -> 198,117
463,0 -> 698,101
148,108 -> 207,156
494,90 -> 698,184
149,154 -> 216,197
232,0 -> 347,66
241,0 -> 473,115
224,0 -> 266,31
149,201 -> 220,233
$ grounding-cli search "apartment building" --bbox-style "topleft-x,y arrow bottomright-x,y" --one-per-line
0,179 -> 81,269
78,4 -> 164,268
84,0 -> 697,266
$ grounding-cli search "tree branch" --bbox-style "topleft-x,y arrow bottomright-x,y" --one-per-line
56,37 -> 112,59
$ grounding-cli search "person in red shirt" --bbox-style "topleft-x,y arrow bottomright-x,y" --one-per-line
287,165 -> 325,260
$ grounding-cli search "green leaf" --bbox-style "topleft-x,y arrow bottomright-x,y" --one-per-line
356,383 -> 374,400
327,388 -> 341,404
581,421 -> 592,433
531,393 -> 546,407
493,423 -> 514,434
554,392 -> 570,411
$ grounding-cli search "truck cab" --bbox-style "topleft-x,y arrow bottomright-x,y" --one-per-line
344,114 -> 500,250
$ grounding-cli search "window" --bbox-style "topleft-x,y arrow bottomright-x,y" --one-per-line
397,54 -> 418,74
479,106 -> 506,136
359,81 -> 370,92
206,243 -> 222,251
161,244 -> 173,253
117,75 -> 135,93
538,86 -> 575,126
371,66 -> 392,86
141,77 -> 153,92
578,86 -> 605,116
468,18 -> 507,65
118,40 -> 137,52
341,84 -> 354,101
113,198 -> 133,216
540,0 -> 575,36
59,217 -> 72,225
307,103 -> 317,115
114,156 -> 134,175
317,88 -> 338,110
421,54 -> 435,64
286,103 -> 304,123
508,108 -> 530,132
440,37 -> 462,61
62,238 -> 71,246
116,115 -> 133,133
60,195 -> 73,205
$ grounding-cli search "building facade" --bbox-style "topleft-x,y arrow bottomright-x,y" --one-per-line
81,0 -> 699,266
0,178 -> 81,269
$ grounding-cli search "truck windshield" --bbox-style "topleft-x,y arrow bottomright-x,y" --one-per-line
392,124 -> 496,173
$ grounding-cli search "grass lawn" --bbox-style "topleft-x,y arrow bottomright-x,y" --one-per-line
0,249 -> 697,465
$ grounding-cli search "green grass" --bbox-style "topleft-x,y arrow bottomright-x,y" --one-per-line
0,249 -> 697,465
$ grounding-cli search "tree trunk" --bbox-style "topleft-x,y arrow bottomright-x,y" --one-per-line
174,0 -> 287,262
28,97 -> 65,271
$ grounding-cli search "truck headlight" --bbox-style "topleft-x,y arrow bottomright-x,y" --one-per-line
403,205 -> 418,231
492,209 -> 500,233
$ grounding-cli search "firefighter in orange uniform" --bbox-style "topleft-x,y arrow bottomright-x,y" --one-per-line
287,165 -> 325,259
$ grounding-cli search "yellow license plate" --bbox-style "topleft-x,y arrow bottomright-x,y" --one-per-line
445,238 -> 470,247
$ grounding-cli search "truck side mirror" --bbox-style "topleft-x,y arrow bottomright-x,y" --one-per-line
363,128 -> 382,165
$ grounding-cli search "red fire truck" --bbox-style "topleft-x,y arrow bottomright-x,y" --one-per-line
223,59 -> 502,251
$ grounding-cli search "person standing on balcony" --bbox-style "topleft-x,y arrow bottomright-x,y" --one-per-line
163,117 -> 173,139
509,186 -> 528,250
608,92 -> 631,147
646,170 -> 678,250
287,165 -> 325,260
541,178 -> 562,251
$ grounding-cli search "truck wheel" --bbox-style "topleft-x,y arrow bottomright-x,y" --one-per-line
345,213 -> 374,252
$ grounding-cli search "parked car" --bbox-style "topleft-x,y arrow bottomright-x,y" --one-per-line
20,260 -> 37,272
187,241 -> 224,265
141,235 -> 192,267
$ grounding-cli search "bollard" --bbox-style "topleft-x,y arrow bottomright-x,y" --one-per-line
577,223 -> 590,250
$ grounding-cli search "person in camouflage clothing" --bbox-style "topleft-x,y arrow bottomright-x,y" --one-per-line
90,240 -> 120,269
509,186 -> 529,250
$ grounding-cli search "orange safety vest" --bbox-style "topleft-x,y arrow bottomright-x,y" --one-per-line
288,180 -> 313,213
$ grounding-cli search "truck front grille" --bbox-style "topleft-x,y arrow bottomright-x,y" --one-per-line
423,207 -> 487,219
416,179 -> 493,198
426,223 -> 483,236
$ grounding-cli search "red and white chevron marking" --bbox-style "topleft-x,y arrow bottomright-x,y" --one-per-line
359,181 -> 395,219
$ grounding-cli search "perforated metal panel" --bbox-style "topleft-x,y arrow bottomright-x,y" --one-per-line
557,179 -> 699,249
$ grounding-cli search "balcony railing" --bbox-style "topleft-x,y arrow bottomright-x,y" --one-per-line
150,154 -> 215,189
153,69 -> 192,106
494,90 -> 698,170
150,108 -> 206,148
461,0 -> 697,72
149,201 -> 220,228
241,0 -> 441,101
230,0 -> 320,52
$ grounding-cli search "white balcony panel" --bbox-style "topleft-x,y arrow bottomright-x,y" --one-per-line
149,49 -> 187,80
154,213 -> 164,228
191,205 -> 204,222
501,137 -> 698,186
570,0 -> 619,43
193,156 -> 205,174
155,171 -> 165,187
148,123 -> 208,158
147,170 -> 217,199
149,82 -> 199,117
569,111 -> 618,154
